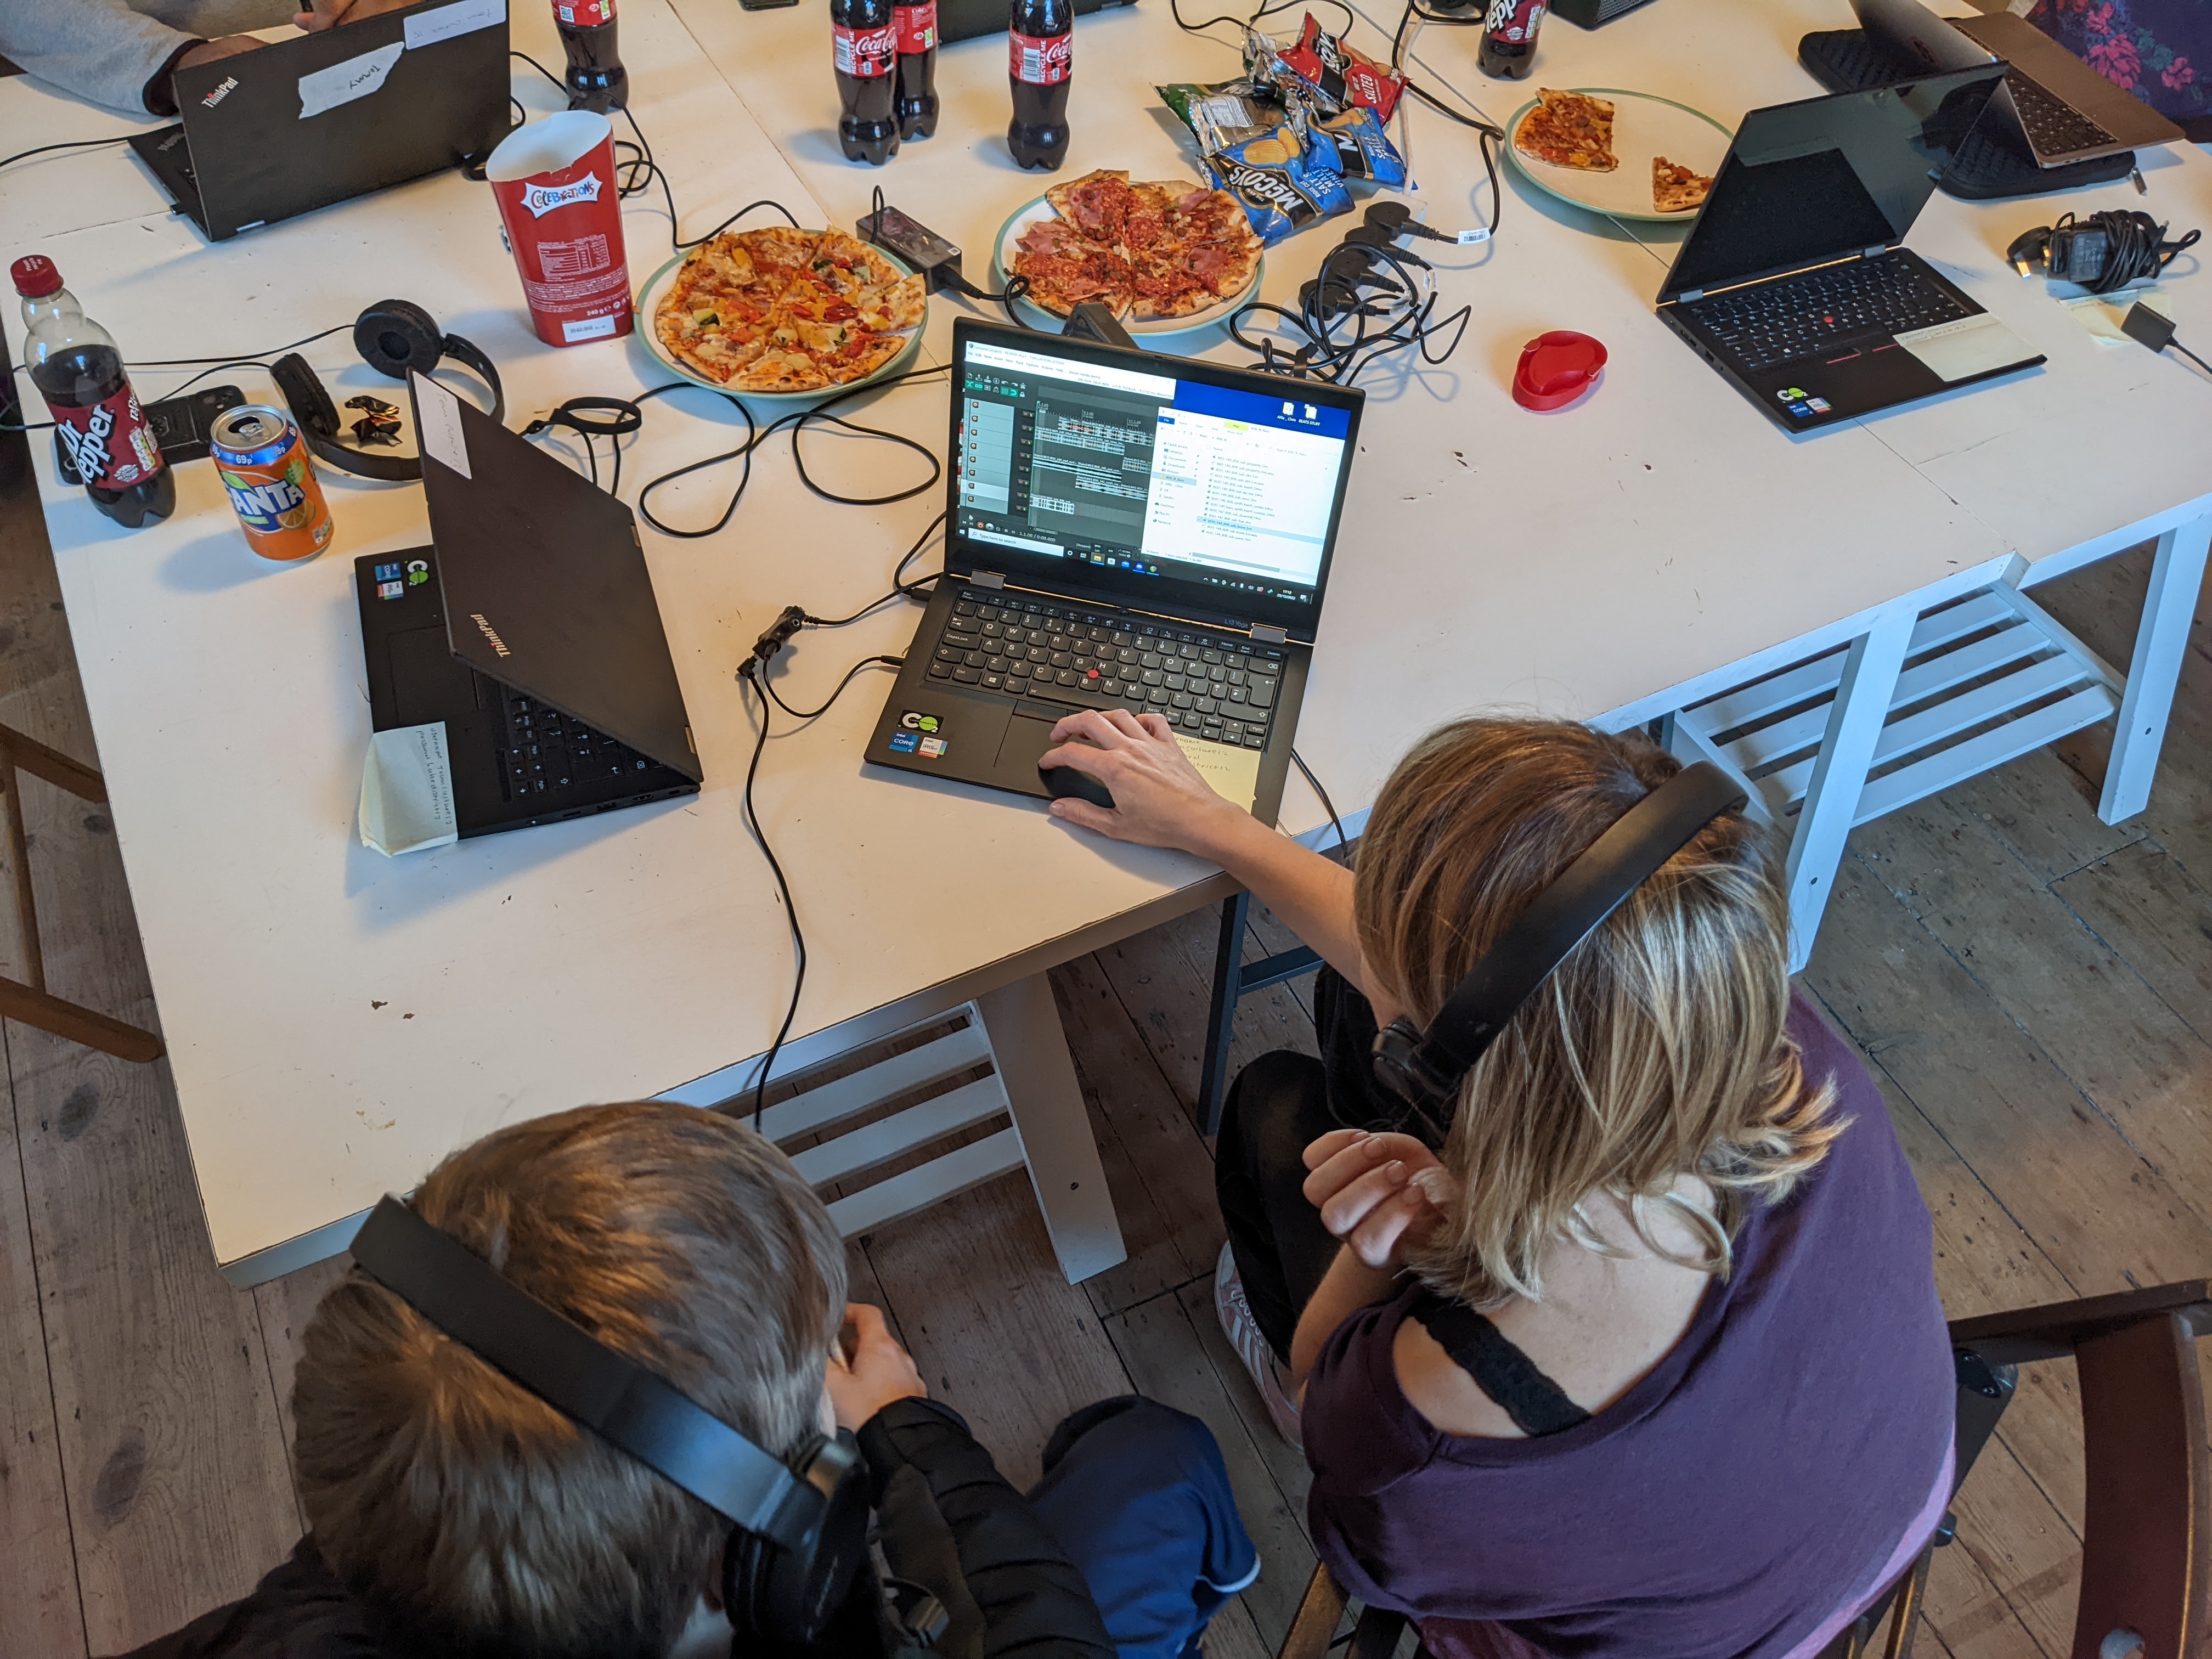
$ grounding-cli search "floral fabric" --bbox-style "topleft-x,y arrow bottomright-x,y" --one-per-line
2028,0 -> 2211,118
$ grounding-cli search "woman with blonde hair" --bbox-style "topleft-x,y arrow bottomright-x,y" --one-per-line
1037,710 -> 1955,1659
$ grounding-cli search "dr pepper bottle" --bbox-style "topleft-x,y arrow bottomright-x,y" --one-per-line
1479,0 -> 1545,77
833,0 -> 900,165
10,255 -> 174,529
1008,0 -> 1071,170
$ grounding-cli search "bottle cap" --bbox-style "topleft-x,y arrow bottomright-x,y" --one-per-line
10,256 -> 62,299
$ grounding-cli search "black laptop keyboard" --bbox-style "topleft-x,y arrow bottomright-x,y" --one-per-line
2007,71 -> 2114,155
496,691 -> 659,799
926,594 -> 1283,750
1687,256 -> 1976,373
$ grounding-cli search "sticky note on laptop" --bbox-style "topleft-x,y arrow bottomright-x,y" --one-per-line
1176,734 -> 1262,812
1895,313 -> 2040,382
360,723 -> 458,857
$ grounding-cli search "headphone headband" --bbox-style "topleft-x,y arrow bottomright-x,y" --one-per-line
1372,760 -> 1749,1120
348,1196 -> 839,1552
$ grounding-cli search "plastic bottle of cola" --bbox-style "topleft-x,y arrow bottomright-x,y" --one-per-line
833,0 -> 901,165
1478,0 -> 1545,78
894,0 -> 940,140
10,255 -> 174,529
554,0 -> 629,111
1007,0 -> 1071,170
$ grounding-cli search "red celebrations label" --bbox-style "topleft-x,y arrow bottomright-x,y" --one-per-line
1009,27 -> 1070,84
834,22 -> 896,75
54,386 -> 165,488
894,1 -> 937,53
555,0 -> 616,22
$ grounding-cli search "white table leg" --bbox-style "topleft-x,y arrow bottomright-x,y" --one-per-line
974,973 -> 1126,1285
2098,517 -> 2212,825
1784,608 -> 1916,974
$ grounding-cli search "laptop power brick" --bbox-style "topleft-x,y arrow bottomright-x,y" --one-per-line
856,204 -> 968,295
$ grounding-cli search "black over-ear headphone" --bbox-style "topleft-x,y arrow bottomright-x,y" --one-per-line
348,1197 -> 871,1647
269,301 -> 506,483
1370,760 -> 1749,1138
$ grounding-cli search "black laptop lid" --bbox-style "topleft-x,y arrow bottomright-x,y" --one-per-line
1658,65 -> 2006,302
945,319 -> 1364,642
407,373 -> 703,782
172,0 -> 510,240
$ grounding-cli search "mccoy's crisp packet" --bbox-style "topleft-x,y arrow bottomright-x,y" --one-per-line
1279,13 -> 1406,121
1203,126 -> 1353,244
1313,104 -> 1407,186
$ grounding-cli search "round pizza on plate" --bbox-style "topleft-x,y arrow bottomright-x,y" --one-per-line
1011,169 -> 1262,322
653,227 -> 924,393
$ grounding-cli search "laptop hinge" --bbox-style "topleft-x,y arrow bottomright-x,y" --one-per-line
1864,245 -> 1888,260
970,569 -> 1006,589
1674,289 -> 1701,304
1250,624 -> 1288,645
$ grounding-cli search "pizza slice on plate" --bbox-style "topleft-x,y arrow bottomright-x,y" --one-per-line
737,226 -> 827,297
1011,217 -> 1134,318
1515,89 -> 1618,172
1651,155 -> 1713,213
1045,168 -> 1136,249
732,346 -> 830,394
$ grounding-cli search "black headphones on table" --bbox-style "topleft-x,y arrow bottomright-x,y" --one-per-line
348,1196 -> 871,1647
269,300 -> 505,482
1369,760 -> 1750,1138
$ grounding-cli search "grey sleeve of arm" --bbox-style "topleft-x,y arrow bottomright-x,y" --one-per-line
0,0 -> 199,115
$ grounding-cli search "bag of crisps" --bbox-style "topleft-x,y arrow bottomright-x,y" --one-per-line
1203,125 -> 1353,244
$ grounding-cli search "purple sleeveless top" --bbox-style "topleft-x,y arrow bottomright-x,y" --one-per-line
1301,997 -> 1953,1659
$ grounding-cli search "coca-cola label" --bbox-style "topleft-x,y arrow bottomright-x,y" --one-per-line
894,1 -> 937,53
520,171 -> 603,217
1009,27 -> 1070,84
53,385 -> 163,488
834,22 -> 896,76
1483,0 -> 1544,41
555,0 -> 616,21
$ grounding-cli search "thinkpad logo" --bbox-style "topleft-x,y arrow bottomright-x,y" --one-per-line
469,613 -> 512,658
200,76 -> 239,109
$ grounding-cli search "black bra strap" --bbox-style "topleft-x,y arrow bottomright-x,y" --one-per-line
1411,1293 -> 1593,1437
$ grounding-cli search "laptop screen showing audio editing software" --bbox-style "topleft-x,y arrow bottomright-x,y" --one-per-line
949,332 -> 1361,637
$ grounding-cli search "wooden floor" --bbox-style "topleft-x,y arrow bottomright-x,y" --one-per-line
2,410 -> 2209,1658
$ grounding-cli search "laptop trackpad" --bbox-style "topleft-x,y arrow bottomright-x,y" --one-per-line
388,626 -> 479,729
1006,709 -> 1103,795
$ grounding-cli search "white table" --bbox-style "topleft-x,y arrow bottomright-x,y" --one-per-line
5,0 -> 2205,1282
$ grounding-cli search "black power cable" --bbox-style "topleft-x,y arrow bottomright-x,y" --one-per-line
1290,747 -> 1348,856
1229,217 -> 1471,382
0,135 -> 133,174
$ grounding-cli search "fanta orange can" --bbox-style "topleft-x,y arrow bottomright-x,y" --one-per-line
211,404 -> 334,561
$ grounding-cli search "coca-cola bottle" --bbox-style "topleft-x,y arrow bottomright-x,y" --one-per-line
554,0 -> 628,112
1007,0 -> 1071,170
833,0 -> 900,166
894,0 -> 939,140
1477,0 -> 1545,78
10,256 -> 173,529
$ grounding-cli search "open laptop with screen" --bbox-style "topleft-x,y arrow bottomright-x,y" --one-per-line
128,0 -> 510,241
2024,0 -> 2211,142
1854,0 -> 2182,165
1656,66 -> 2045,433
352,372 -> 701,839
864,319 -> 1364,825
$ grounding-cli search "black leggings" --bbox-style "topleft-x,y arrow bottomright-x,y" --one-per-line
1214,968 -> 1401,1363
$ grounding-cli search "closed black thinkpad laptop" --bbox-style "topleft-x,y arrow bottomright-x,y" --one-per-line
353,373 -> 700,839
131,0 -> 510,241
1658,65 -> 2045,433
865,320 -> 1362,825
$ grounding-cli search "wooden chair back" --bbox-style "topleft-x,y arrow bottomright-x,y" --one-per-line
0,721 -> 162,1062
1276,1280 -> 2212,1659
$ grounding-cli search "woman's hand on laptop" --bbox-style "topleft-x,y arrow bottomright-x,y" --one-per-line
1040,709 -> 1248,854
294,0 -> 418,30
